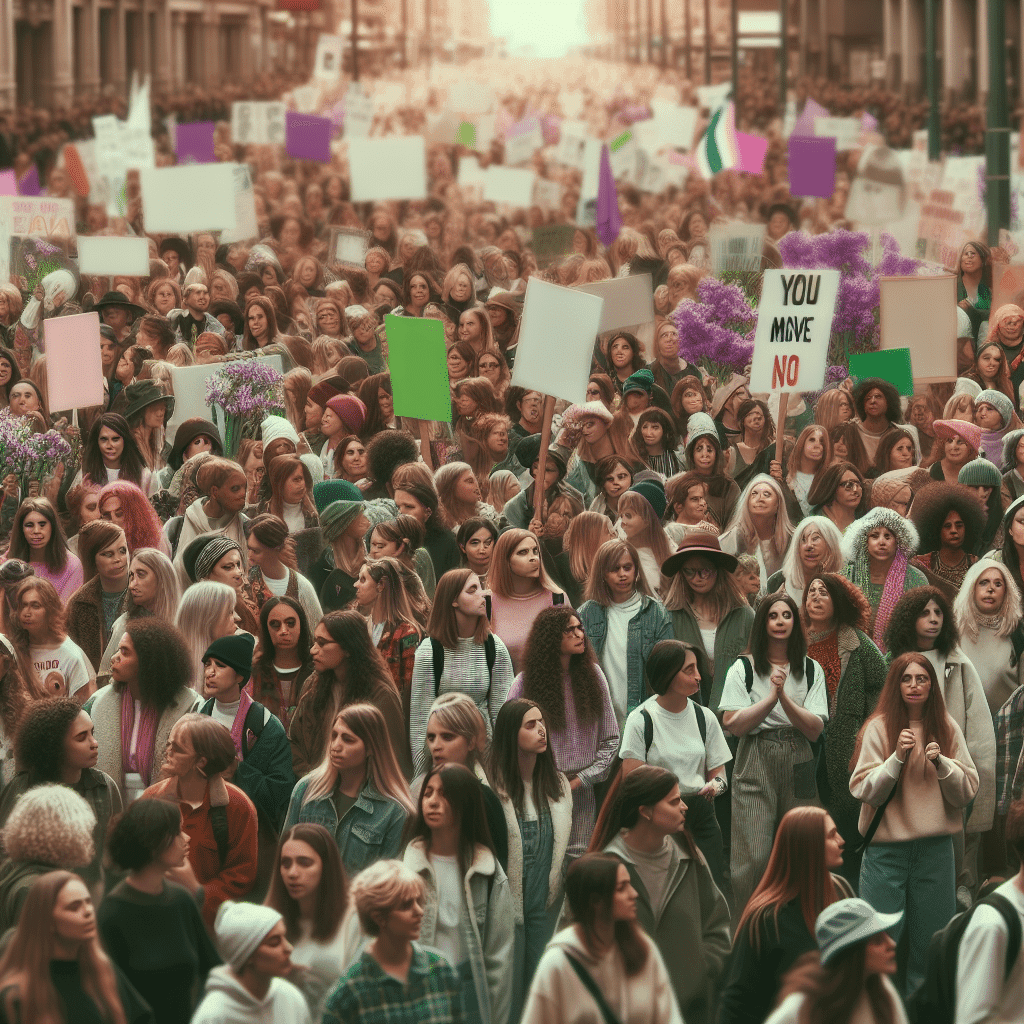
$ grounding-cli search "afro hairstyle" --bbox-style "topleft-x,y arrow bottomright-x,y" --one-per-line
365,429 -> 420,489
882,585 -> 958,658
852,377 -> 904,425
909,481 -> 986,554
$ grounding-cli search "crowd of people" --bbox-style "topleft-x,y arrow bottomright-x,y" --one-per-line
0,52 -> 1023,1024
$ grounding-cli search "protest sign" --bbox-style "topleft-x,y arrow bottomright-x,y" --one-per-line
788,136 -> 836,197
219,164 -> 259,244
993,262 -> 1024,310
748,269 -> 841,393
532,177 -> 564,213
285,112 -> 332,162
555,119 -> 590,169
313,34 -> 344,80
916,189 -> 969,268
349,138 -> 426,201
77,236 -> 150,276
230,102 -> 287,146
43,313 -> 104,412
504,119 -> 543,166
175,122 -> 216,163
343,85 -> 374,139
879,275 -> 956,381
576,275 -> 655,334
814,116 -> 862,151
167,355 -> 285,435
385,315 -> 451,421
140,164 -> 236,233
849,348 -> 914,396
2,197 -> 75,240
484,167 -> 536,208
708,222 -> 767,275
329,227 -> 370,265
530,224 -> 575,268
511,278 -> 604,405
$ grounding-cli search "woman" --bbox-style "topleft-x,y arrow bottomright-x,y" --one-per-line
663,472 -> 718,543
885,585 -> 997,900
403,762 -> 514,1024
149,278 -> 181,315
259,456 -> 319,535
443,263 -> 478,315
244,513 -> 322,627
408,569 -> 514,774
616,489 -> 673,596
719,474 -> 795,595
10,578 -> 95,701
289,610 -> 409,779
355,557 -> 424,725
64,483 -> 102,556
99,482 -> 168,557
680,416 -> 743,526
507,606 -> 619,858
174,580 -> 238,685
522,852 -> 682,1024
0,870 -> 152,1024
719,593 -> 829,919
5,497 -> 83,601
62,520 -> 128,674
241,295 -> 306,369
577,538 -> 673,728
368,514 -> 436,605
488,699 -> 573,1013
357,373 -> 395,438
320,396 -> 367,480
457,517 -> 498,590
171,457 -> 249,587
564,401 -> 639,491
853,378 -> 916,465
477,350 -> 511,402
140,714 -> 259,928
850,652 -> 979,996
453,377 -> 500,436
398,271 -> 439,319
88,617 -> 199,805
501,437 -> 571,532
829,423 -> 872,478
330,436 -> 369,487
487,529 -> 567,673
446,340 -> 475,388
777,424 -> 831,518
284,703 -> 413,876
806,462 -> 868,535
313,297 -> 347,341
765,516 -> 845,608
717,806 -> 853,1024
6,378 -> 49,429
800,573 -> 887,882
181,533 -> 259,636
629,408 -> 681,478
434,462 -> 499,530
590,765 -> 730,1024
965,340 -> 1015,403
605,332 -> 647,394
840,507 -> 927,652
314,493 -> 369,612
99,800 -> 221,1024
162,419 -> 223,491
870,427 -> 918,481
458,309 -> 498,361
392,467 -> 463,580
956,239 -> 992,344
78,413 -> 150,493
929,419 -> 981,484
729,399 -> 776,491
265,823 -> 356,1016
123,382 -> 173,479
909,482 -> 984,596
246,596 -> 314,732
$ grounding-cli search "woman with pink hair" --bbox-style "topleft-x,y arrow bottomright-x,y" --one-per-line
97,481 -> 171,557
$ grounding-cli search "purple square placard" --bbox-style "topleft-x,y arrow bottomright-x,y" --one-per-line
176,121 -> 216,164
788,136 -> 837,198
285,112 -> 332,162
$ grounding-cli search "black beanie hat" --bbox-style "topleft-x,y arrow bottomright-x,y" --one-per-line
202,632 -> 256,684
644,639 -> 696,697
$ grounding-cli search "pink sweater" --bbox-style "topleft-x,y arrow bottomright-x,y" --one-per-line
30,555 -> 84,603
489,588 -> 560,673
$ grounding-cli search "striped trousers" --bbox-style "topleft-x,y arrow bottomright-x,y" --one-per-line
730,727 -> 819,925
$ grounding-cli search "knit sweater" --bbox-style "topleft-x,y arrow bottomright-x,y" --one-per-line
488,588 -> 562,673
26,553 -> 84,603
849,716 -> 979,842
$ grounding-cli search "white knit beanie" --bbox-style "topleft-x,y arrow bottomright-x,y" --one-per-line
261,416 -> 300,448
300,452 -> 324,486
214,901 -> 283,969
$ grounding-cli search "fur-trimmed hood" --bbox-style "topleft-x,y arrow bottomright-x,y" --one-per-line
842,506 -> 919,563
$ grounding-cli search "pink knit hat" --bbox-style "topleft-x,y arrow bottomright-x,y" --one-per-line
932,419 -> 982,456
326,394 -> 367,436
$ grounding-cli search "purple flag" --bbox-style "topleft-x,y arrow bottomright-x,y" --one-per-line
791,98 -> 830,138
285,111 -> 332,162
596,143 -> 622,247
18,164 -> 40,196
788,136 -> 837,197
176,121 -> 216,164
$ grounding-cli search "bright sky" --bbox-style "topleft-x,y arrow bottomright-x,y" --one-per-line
489,0 -> 590,57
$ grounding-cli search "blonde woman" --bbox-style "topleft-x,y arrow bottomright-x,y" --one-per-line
765,515 -> 845,608
283,702 -> 413,877
719,473 -> 796,595
434,461 -> 500,529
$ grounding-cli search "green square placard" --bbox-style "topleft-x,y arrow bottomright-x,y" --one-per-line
385,315 -> 451,422
849,348 -> 914,397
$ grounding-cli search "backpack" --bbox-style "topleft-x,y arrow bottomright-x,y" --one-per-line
431,635 -> 497,698
640,701 -> 707,758
907,892 -> 1022,1024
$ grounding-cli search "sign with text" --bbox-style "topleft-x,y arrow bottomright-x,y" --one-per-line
749,269 -> 841,393
230,102 -> 286,146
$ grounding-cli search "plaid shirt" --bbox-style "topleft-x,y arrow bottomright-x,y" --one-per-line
322,943 -> 465,1024
995,684 -> 1024,814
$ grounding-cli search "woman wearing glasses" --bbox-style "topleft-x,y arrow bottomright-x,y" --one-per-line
807,462 -> 870,535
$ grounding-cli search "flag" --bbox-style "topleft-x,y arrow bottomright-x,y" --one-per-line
596,144 -> 622,247
694,102 -> 738,179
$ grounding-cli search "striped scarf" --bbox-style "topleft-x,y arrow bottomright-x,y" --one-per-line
120,691 -> 160,785
856,546 -> 910,654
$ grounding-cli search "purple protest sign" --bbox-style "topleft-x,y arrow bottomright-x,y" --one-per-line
285,111 -> 332,162
18,164 -> 40,196
791,98 -> 830,138
0,169 -> 15,196
596,144 -> 622,247
176,121 -> 216,163
788,136 -> 837,197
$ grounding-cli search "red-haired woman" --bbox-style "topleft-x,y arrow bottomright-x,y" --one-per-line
98,482 -> 171,557
850,651 -> 979,997
717,807 -> 853,1024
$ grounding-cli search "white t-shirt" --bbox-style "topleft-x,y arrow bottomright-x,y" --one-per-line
30,637 -> 96,697
600,592 -> 643,728
429,852 -> 466,968
718,657 -> 829,733
619,696 -> 732,793
282,502 -> 305,533
262,570 -> 290,597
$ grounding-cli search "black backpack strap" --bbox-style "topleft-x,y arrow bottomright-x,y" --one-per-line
167,516 -> 183,558
804,656 -> 814,688
209,804 -> 230,868
563,952 -> 623,1024
853,759 -> 904,855
553,592 -> 565,606
986,892 -> 1023,979
485,593 -> 492,621
694,702 -> 708,744
484,634 -> 496,696
1011,627 -> 1024,669
641,708 -> 653,758
742,656 -> 754,693
430,638 -> 445,697
198,697 -> 213,716
240,701 -> 266,760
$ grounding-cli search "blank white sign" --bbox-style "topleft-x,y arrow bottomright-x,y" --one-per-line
348,137 -> 426,201
77,236 -> 150,276
140,164 -> 236,233
576,275 -> 655,333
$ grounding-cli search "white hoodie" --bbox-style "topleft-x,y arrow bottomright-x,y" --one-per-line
190,965 -> 312,1024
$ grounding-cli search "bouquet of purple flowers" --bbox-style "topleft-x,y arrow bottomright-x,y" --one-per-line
0,413 -> 70,495
205,358 -> 285,457
673,277 -> 757,388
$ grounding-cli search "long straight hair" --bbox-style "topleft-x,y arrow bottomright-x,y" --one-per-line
488,528 -> 564,600
7,498 -> 70,574
735,807 -> 839,951
746,591 -> 807,680
301,703 -> 414,813
721,473 -> 795,564
0,869 -> 127,1024
434,461 -> 481,529
785,424 -> 832,490
582,539 -> 654,606
255,596 -> 313,680
267,454 -> 316,522
82,413 -> 148,489
174,581 -> 237,677
563,512 -> 615,584
489,698 -> 563,817
265,823 -> 348,943
427,569 -> 490,649
363,557 -> 423,636
615,490 -> 673,571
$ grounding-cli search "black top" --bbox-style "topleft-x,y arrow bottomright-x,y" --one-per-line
481,785 -> 509,872
97,880 -> 220,1024
423,528 -> 462,580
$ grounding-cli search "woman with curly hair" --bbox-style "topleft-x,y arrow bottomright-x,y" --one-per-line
909,482 -> 985,596
0,790 -> 97,932
6,496 -> 83,601
841,507 -> 927,652
850,652 -> 979,995
78,412 -> 152,492
507,605 -> 619,858
0,698 -> 120,894
719,474 -> 795,594
852,376 -> 918,465
86,617 -> 199,805
289,610 -> 410,780
97,480 -> 169,558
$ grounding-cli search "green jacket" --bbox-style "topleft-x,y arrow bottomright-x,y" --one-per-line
670,603 -> 755,714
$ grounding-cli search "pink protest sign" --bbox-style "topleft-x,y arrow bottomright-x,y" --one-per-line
43,312 -> 104,412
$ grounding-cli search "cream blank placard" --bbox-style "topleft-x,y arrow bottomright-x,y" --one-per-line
140,164 -> 237,233
44,312 -> 104,412
879,275 -> 957,382
511,277 -> 604,405
577,274 -> 655,333
348,138 -> 426,201
167,355 -> 285,434
77,236 -> 150,275
483,167 -> 536,207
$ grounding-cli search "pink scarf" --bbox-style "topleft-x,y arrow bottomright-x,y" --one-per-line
872,549 -> 909,654
230,688 -> 255,758
120,691 -> 160,785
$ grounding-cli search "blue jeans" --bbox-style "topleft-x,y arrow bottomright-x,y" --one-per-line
521,813 -> 556,987
858,834 -> 955,999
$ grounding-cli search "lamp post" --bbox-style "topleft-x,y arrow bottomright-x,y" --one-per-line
925,0 -> 940,160
703,0 -> 711,83
350,0 -> 358,80
987,0 -> 1011,244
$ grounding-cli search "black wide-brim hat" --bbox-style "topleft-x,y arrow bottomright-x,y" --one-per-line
661,534 -> 739,578
93,290 -> 147,321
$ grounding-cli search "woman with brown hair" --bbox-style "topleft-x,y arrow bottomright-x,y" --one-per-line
259,456 -> 318,535
808,462 -> 870,534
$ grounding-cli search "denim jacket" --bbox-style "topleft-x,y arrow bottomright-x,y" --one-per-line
283,776 -> 408,875
578,594 -> 674,716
